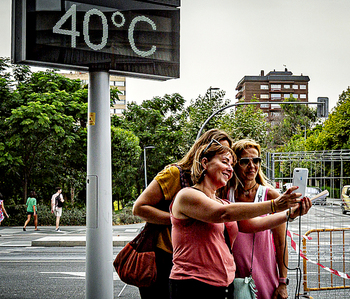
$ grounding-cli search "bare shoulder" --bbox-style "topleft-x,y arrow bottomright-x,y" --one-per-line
267,187 -> 281,200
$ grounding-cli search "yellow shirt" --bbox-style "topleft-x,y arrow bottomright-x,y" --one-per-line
154,165 -> 183,254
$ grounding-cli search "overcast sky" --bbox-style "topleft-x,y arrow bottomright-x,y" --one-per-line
1,0 -> 350,111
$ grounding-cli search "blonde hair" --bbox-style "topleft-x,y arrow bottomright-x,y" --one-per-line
232,139 -> 271,189
191,142 -> 235,185
177,129 -> 233,173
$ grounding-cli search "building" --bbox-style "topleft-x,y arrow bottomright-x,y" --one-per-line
61,72 -> 126,116
235,69 -> 310,119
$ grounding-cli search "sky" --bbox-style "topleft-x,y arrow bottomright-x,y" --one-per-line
1,0 -> 350,112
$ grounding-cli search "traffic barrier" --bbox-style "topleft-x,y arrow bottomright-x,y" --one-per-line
287,228 -> 350,295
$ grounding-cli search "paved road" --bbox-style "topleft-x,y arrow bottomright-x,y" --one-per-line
0,202 -> 349,299
0,224 -> 144,299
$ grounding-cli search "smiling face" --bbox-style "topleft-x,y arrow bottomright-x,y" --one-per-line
236,147 -> 260,183
205,151 -> 234,188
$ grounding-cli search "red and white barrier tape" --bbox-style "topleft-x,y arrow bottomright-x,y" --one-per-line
287,230 -> 350,280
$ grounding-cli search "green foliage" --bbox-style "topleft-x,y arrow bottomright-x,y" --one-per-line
270,97 -> 317,149
113,207 -> 143,225
111,127 -> 142,207
220,104 -> 271,147
314,87 -> 350,150
0,59 -> 87,204
112,93 -> 186,195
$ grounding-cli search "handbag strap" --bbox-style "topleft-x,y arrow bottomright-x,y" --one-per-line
224,228 -> 255,275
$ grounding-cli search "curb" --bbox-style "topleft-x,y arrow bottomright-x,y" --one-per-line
32,236 -> 134,247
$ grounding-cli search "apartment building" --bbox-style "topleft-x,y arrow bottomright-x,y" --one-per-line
61,72 -> 126,116
235,69 -> 310,119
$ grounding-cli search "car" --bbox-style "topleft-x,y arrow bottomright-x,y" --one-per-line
305,187 -> 327,205
341,185 -> 350,214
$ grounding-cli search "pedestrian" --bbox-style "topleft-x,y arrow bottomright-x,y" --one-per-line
169,139 -> 312,299
132,128 -> 233,299
0,193 -> 10,225
51,187 -> 64,232
23,191 -> 39,231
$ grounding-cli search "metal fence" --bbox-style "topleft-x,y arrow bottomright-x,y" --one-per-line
265,149 -> 350,198
302,228 -> 350,294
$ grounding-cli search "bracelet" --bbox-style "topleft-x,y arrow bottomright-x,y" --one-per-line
286,210 -> 296,222
271,199 -> 276,214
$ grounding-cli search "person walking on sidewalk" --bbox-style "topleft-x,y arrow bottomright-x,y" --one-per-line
0,193 -> 10,225
51,187 -> 64,232
23,191 -> 39,231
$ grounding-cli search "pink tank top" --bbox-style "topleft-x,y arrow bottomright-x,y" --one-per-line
231,185 -> 279,299
170,196 -> 238,287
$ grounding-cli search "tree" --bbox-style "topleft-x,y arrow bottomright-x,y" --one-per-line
0,63 -> 88,203
112,93 -> 186,195
219,100 -> 271,147
181,88 -> 231,146
269,97 -> 317,148
314,87 -> 350,150
111,127 -> 141,208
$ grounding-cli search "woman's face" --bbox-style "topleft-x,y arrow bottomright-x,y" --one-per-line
236,147 -> 260,182
205,151 -> 234,188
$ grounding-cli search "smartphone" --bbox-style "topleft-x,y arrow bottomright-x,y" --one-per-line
292,168 -> 308,197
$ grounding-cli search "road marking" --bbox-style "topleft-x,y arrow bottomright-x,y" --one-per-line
40,272 -> 120,280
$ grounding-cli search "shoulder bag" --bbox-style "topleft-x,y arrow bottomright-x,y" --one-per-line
113,164 -> 189,288
225,228 -> 257,299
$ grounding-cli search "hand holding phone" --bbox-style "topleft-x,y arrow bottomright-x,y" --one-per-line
292,168 -> 308,197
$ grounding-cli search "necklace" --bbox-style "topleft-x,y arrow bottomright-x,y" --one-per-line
240,182 -> 258,195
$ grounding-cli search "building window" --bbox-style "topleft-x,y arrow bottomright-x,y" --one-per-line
300,94 -> 307,99
271,94 -> 281,99
271,84 -> 281,91
284,94 -> 291,99
272,112 -> 281,117
260,84 -> 269,90
271,104 -> 281,109
110,81 -> 125,87
293,84 -> 298,89
284,84 -> 291,89
260,94 -> 269,99
114,100 -> 126,105
260,104 -> 270,108
300,85 -> 307,89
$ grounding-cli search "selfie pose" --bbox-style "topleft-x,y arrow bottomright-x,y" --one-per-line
169,140 -> 311,299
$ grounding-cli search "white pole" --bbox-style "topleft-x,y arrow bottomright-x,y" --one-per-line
86,71 -> 113,299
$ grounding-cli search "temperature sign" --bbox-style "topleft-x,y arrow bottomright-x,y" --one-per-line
12,0 -> 180,80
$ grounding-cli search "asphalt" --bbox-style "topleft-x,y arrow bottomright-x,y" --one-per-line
0,222 -> 145,247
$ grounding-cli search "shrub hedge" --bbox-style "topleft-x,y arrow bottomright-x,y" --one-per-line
2,205 -> 142,226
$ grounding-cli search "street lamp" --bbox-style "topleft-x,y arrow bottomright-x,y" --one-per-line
209,87 -> 220,100
144,146 -> 155,188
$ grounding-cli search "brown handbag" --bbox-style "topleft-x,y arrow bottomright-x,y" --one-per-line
113,164 -> 190,288
113,222 -> 161,287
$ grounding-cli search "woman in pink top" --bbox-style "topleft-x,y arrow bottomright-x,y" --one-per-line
229,139 -> 296,299
170,139 -> 311,299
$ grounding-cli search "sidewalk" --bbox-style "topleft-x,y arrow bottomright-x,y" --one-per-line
0,223 -> 144,247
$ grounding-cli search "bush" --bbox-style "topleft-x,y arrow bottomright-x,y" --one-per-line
113,207 -> 143,225
2,204 -> 141,226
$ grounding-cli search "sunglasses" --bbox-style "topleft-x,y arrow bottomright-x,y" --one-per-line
238,157 -> 261,167
202,139 -> 222,155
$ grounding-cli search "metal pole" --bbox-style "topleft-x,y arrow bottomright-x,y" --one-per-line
143,146 -> 155,188
144,147 -> 148,188
86,71 -> 113,299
